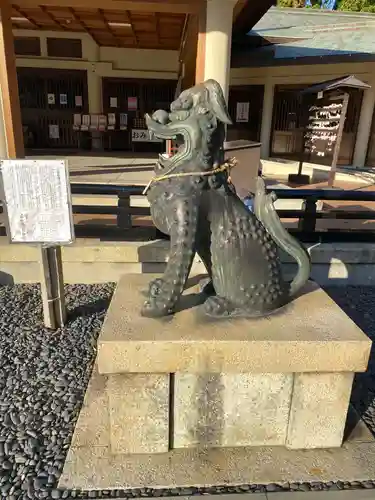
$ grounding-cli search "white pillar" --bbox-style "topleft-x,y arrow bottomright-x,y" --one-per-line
87,68 -> 102,114
204,0 -> 236,101
0,90 -> 7,158
260,80 -> 274,159
39,35 -> 48,58
352,86 -> 375,168
87,68 -> 102,150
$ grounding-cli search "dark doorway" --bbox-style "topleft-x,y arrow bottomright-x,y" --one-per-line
101,77 -> 176,153
17,67 -> 88,151
227,85 -> 264,142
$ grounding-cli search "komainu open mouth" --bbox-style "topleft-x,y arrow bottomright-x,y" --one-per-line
145,113 -> 175,140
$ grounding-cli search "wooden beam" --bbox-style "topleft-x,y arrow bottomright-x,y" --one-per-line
0,1 -> 24,157
232,0 -> 275,37
15,0 -> 203,14
40,5 -> 68,30
98,8 -> 122,47
195,3 -> 206,84
70,8 -> 102,46
154,12 -> 160,46
179,1 -> 206,90
12,4 -> 41,28
126,10 -> 139,47
179,14 -> 197,90
233,0 -> 247,23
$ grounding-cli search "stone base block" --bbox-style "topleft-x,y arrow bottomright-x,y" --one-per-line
59,369 -> 375,491
94,274 -> 372,452
287,372 -> 354,449
173,372 -> 354,450
97,276 -> 371,375
173,373 -> 293,448
107,373 -> 169,454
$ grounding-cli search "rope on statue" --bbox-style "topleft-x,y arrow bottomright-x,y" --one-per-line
142,157 -> 238,195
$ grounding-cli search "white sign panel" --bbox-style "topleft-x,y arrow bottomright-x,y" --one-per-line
60,94 -> 68,105
131,129 -> 162,143
128,97 -> 138,111
47,93 -> 55,105
49,124 -> 59,139
236,102 -> 250,123
0,159 -> 74,245
75,95 -> 83,107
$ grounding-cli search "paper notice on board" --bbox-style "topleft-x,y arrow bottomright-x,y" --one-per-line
98,115 -> 107,131
81,114 -> 90,131
128,97 -> 137,111
49,124 -> 59,139
110,97 -> 118,108
73,114 -> 81,130
60,94 -> 68,105
236,102 -> 250,123
120,113 -> 128,130
107,113 -> 116,130
90,115 -> 99,130
0,159 -> 74,244
75,95 -> 83,107
47,94 -> 55,105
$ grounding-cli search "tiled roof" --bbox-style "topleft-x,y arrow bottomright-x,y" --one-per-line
232,6 -> 375,65
252,6 -> 375,36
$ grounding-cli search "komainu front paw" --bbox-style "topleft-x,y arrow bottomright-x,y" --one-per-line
141,298 -> 173,318
204,295 -> 235,317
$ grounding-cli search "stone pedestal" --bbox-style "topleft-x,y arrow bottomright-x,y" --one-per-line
96,274 -> 371,452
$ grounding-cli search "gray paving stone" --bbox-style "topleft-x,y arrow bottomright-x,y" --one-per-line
266,490 -> 375,499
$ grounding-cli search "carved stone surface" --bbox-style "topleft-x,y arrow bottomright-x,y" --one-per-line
173,373 -> 293,448
107,373 -> 169,454
286,372 -> 354,449
97,276 -> 371,375
142,79 -> 312,318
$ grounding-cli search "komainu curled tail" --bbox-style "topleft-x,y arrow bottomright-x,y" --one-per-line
253,177 -> 311,298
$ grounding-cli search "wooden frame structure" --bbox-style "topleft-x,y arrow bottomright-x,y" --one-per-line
291,75 -> 371,187
1,0 -> 274,158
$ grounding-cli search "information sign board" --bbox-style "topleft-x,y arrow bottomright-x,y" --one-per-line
131,129 -> 162,143
0,159 -> 74,245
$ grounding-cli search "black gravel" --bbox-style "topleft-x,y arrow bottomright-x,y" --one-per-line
0,283 -> 374,499
0,283 -> 114,500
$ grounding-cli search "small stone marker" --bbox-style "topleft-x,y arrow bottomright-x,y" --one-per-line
0,159 -> 74,329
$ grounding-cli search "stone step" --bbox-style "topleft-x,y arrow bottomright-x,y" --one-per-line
2,240 -> 375,285
59,368 -> 375,491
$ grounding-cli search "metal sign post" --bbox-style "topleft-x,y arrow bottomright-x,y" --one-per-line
39,245 -> 67,330
0,159 -> 74,330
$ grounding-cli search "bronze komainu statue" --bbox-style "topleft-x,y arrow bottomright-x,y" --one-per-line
142,79 -> 311,318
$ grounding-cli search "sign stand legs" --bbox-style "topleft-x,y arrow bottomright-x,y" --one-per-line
39,246 -> 67,330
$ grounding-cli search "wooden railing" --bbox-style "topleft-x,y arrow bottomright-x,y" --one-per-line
2,184 -> 375,243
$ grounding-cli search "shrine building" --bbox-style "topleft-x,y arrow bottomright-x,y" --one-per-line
0,0 -> 375,168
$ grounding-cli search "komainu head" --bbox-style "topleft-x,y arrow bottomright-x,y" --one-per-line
145,79 -> 232,140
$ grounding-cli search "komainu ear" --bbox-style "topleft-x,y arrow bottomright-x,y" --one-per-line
203,79 -> 232,125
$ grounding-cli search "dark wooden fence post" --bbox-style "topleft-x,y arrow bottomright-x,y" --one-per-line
299,198 -> 317,232
117,193 -> 132,229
